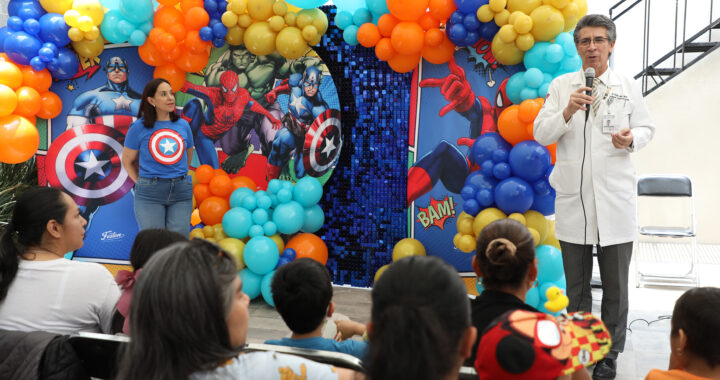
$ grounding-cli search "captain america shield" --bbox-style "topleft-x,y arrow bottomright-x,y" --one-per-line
46,124 -> 133,207
303,109 -> 342,177
149,128 -> 185,165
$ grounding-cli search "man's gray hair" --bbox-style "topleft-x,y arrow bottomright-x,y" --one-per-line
573,14 -> 617,43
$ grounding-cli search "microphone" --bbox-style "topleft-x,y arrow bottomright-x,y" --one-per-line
584,67 -> 595,121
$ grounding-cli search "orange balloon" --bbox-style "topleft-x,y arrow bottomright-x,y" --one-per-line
176,49 -> 209,73
180,0 -> 203,12
498,105 -> 532,145
156,33 -> 177,54
198,196 -> 230,226
158,0 -> 179,5
377,14 -> 399,37
209,174 -> 233,197
184,7 -> 210,30
357,23 -> 381,48
418,12 -> 439,31
154,6 -> 184,31
195,164 -> 215,183
390,22 -> 424,55
518,98 -> 543,123
214,168 -> 228,177
429,0 -> 457,21
388,52 -> 420,73
387,0 -> 429,21
0,61 -> 23,90
421,34 -> 455,64
375,38 -> 396,61
0,84 -> 18,117
167,23 -> 187,42
231,176 -> 257,190
37,91 -> 63,120
286,233 -> 328,265
20,67 -> 52,92
193,183 -> 211,204
0,115 -> 39,164
545,142 -> 556,164
15,86 -> 41,118
154,64 -> 186,93
185,30 -> 208,54
139,40 -> 167,66
424,27 -> 444,47
161,45 -> 184,63
149,28 -> 165,46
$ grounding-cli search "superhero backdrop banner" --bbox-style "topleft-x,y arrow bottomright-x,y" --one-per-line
408,43 -> 523,272
37,45 -> 150,264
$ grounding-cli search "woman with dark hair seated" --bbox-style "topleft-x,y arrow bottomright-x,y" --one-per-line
115,239 -> 359,380
365,255 -> 477,380
0,187 -> 120,334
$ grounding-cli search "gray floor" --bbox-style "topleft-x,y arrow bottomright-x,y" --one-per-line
247,243 -> 720,380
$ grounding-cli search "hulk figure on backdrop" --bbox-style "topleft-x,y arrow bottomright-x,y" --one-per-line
202,44 -> 325,174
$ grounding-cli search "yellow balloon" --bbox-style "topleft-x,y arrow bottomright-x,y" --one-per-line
507,0 -> 542,14
524,210 -> 548,243
516,33 -> 535,50
392,238 -> 426,262
203,225 -> 215,238
64,10 -> 80,27
311,15 -> 328,35
296,13 -> 312,29
477,5 -> 494,23
73,0 -> 104,25
0,84 -> 18,117
188,170 -> 198,186
243,21 -> 277,56
457,234 -> 476,253
527,227 -> 540,246
491,33 -> 524,65
302,25 -> 318,42
508,10 -> 521,25
457,216 -> 474,235
541,220 -> 561,250
213,223 -> 228,240
72,36 -> 104,58
507,213 -> 527,225
84,26 -> 100,40
458,211 -> 475,223
374,263 -> 390,283
551,0 -> 569,8
238,14 -> 253,28
513,13 -> 533,34
472,207 -> 507,237
40,0 -> 73,14
453,233 -> 463,250
530,5 -> 565,41
222,10 -> 240,27
285,12 -> 297,27
219,237 -> 246,269
226,26 -> 245,45
273,0 -> 288,16
77,16 -> 94,32
268,15 -> 285,32
489,0 -> 507,12
248,0 -> 275,20
204,237 -> 217,243
494,9 -> 511,26
269,234 -> 285,253
68,27 -> 84,42
229,0 -> 248,13
282,0 -> 301,13
498,24 -> 517,43
562,0 -> 587,32
189,228 -> 205,239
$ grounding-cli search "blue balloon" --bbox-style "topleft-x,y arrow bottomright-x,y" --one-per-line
282,248 -> 296,260
475,188 -> 494,207
4,31 -> 41,65
492,149 -> 508,163
525,285 -> 540,308
212,37 -> 225,48
218,0 -> 228,11
365,0 -> 389,16
301,204 -> 325,233
455,0 -> 483,14
205,0 -> 219,13
336,0 -> 366,13
129,30 -> 146,46
263,221 -> 277,236
272,201 -> 305,234
536,245 -> 564,283
29,56 -> 44,70
139,21 -> 153,34
505,72 -> 525,104
462,30 -> 480,46
239,268 -> 263,299
494,177 -> 534,214
244,236 -> 279,275
558,55 -> 582,74
285,0 -> 328,8
343,25 -> 359,45
277,256 -> 292,267
476,21 -> 499,42
7,17 -> 23,32
261,270 -> 275,306
526,42 -> 560,73
555,275 -> 566,290
222,207 -> 253,238
480,160 -> 493,174
252,208 -> 269,225
9,0 -> 44,20
212,22 -> 228,36
470,132 -> 511,165
461,185 -> 477,201
293,176 -> 323,207
199,26 -> 214,41
531,187 -> 555,216
230,187 -> 254,208
509,140 -> 551,182
492,162 -> 511,180
120,0 -> 154,24
533,179 -> 551,196
447,23 -> 468,46
449,11 -> 464,25
0,27 -> 12,52
23,18 -> 39,36
38,45 -> 55,62
524,68 -> 543,88
465,170 -> 497,193
463,12 -> 480,31
463,198 -> 480,216
352,8 -> 372,25
281,181 -> 293,191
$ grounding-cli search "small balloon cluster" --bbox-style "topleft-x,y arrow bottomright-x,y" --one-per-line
190,164 -> 256,227
222,0 -> 328,60
0,1 -> 78,79
139,1 -> 213,92
61,0 -> 105,59
373,237 -> 426,283
446,0 -> 497,47
454,207 -> 558,252
497,98 -> 551,148
461,132 -> 555,218
0,54 -> 62,164
505,32 -> 581,104
100,0 -> 154,46
200,0 -> 230,47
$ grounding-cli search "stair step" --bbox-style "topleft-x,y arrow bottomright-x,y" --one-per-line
679,42 -> 719,53
646,67 -> 680,76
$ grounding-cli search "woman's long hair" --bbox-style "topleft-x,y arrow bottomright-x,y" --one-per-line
366,255 -> 471,380
115,240 -> 239,380
138,78 -> 178,128
0,187 -> 67,301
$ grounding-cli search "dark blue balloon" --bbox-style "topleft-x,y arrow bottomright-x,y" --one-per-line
29,56 -> 44,70
23,18 -> 40,35
475,188 -> 494,207
463,198 -> 480,216
491,149 -> 508,163
39,13 -> 71,47
470,132 -> 512,166
477,21 -> 499,42
218,0 -> 228,11
8,17 -> 23,32
465,170 -> 497,192
209,19 -> 219,27
463,13 -> 480,31
462,30 -> 480,46
38,46 -> 54,62
277,256 -> 292,267
199,26 -> 213,41
449,11 -> 465,25
531,188 -> 555,216
212,37 -> 225,48
212,22 -> 228,36
4,31 -> 41,65
494,177 -> 534,214
533,179 -> 551,196
282,248 -> 296,260
0,27 -> 13,52
204,0 -> 218,12
9,0 -> 45,20
447,23 -> 468,45
455,0 -> 483,14
46,47 -> 78,80
508,140 -> 551,183
461,185 -> 477,201
492,162 -> 511,180
480,159 -> 493,173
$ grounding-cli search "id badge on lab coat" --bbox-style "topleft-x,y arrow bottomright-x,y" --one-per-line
602,113 -> 614,134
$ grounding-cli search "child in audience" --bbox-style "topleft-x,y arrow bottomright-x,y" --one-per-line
113,228 -> 187,334
116,239 -> 358,380
365,255 -> 477,380
646,287 -> 720,380
0,186 -> 120,334
265,258 -> 368,359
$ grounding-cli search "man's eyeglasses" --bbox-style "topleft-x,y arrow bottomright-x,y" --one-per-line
577,37 -> 609,47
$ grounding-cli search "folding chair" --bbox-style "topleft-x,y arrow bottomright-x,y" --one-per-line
68,332 -> 129,379
635,174 -> 698,288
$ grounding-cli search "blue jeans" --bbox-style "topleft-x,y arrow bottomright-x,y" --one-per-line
133,176 -> 193,237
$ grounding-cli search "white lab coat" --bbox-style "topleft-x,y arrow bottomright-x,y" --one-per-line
534,69 -> 655,246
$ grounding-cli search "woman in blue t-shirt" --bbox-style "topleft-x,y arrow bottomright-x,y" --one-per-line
121,78 -> 195,237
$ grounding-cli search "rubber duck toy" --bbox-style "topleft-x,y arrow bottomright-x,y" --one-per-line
544,286 -> 569,313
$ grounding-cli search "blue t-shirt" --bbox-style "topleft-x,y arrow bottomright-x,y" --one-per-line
264,337 -> 368,360
124,118 -> 194,178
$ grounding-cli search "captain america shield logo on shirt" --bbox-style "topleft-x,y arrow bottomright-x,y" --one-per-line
303,109 -> 342,177
46,124 -> 134,207
149,129 -> 185,165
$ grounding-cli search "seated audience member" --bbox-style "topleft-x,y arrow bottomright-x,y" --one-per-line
646,287 -> 720,380
0,187 -> 120,334
113,228 -> 187,334
115,240 -> 359,380
365,255 -> 477,380
265,258 -> 368,360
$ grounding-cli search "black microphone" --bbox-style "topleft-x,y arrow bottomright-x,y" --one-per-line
584,67 -> 595,121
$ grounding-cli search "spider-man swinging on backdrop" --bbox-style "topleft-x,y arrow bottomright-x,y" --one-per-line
407,57 -> 512,207
181,71 -> 282,168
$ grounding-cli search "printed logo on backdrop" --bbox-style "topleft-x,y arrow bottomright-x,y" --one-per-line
416,195 -> 457,230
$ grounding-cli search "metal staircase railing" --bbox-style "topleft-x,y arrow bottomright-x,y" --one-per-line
610,0 -> 720,95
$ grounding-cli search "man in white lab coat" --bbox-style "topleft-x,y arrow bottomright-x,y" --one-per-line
534,14 -> 655,380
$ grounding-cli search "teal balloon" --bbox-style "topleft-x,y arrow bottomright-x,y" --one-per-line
336,0 -> 366,13
230,187 -> 254,208
285,0 -> 328,8
536,245 -> 564,283
475,277 -> 484,295
252,208 -> 269,225
365,0 -> 389,16
524,68 -> 543,88
301,204 -> 325,233
100,10 -> 126,44
99,0 -> 120,8
293,176 -> 323,207
249,224 -> 264,237
129,30 -> 146,46
240,269 -> 263,300
222,207 -> 253,239
545,43 -> 563,63
244,236 -> 279,275
263,221 -> 277,236
120,0 -> 154,24
261,271 -> 275,306
335,11 -> 354,30
267,179 -> 281,194
343,25 -> 359,45
352,8 -> 372,25
277,188 -> 292,203
139,21 -> 153,34
272,201 -> 305,234
506,72 -> 525,104
525,286 -> 540,308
